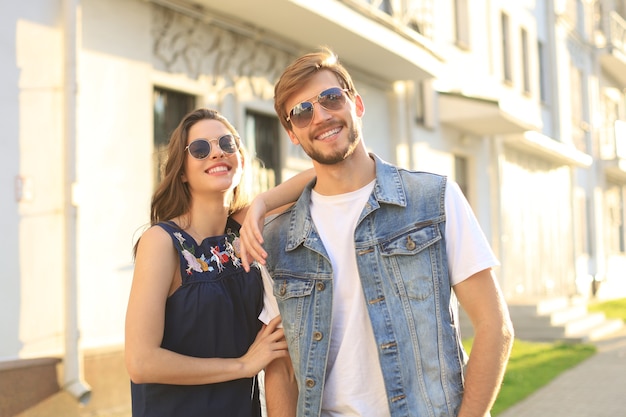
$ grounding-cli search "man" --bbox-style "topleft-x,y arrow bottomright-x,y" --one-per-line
241,48 -> 514,417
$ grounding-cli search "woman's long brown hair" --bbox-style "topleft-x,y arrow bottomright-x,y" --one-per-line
133,108 -> 250,257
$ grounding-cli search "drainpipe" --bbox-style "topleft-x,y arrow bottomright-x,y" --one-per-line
63,0 -> 91,404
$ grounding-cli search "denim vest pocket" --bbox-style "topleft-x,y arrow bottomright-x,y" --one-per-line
271,276 -> 315,349
379,223 -> 442,301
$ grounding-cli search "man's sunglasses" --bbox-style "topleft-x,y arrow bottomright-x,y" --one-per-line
286,87 -> 350,128
184,134 -> 239,160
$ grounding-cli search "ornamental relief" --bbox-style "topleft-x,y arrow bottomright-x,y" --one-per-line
151,4 -> 294,101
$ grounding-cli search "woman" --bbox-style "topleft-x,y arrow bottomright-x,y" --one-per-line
125,108 -> 310,416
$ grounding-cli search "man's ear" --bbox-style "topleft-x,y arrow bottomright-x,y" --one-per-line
287,129 -> 300,145
355,94 -> 365,118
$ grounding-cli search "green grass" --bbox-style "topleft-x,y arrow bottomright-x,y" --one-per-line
462,338 -> 596,416
587,297 -> 626,322
460,297 -> 625,415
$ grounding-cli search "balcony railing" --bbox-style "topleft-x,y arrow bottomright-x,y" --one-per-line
616,120 -> 626,159
600,120 -> 626,160
609,10 -> 626,52
341,0 -> 434,40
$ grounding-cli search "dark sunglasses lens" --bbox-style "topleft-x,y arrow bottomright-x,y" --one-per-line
219,135 -> 238,154
188,140 -> 211,159
319,88 -> 346,110
290,102 -> 314,128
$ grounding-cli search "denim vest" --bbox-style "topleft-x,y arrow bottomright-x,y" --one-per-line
264,155 -> 466,417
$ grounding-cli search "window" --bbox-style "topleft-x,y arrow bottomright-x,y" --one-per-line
618,0 -> 626,19
599,92 -> 620,159
575,194 -> 591,256
361,0 -> 434,38
454,0 -> 470,49
575,0 -> 585,35
593,1 -> 604,33
501,12 -> 512,83
153,87 -> 195,188
564,0 -> 585,32
368,0 -> 392,15
538,40 -> 549,104
569,64 -> 587,152
245,111 -> 281,194
521,28 -> 531,94
415,80 -> 426,126
454,155 -> 469,198
606,184 -> 625,254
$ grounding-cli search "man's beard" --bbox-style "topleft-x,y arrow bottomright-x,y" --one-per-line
302,123 -> 360,166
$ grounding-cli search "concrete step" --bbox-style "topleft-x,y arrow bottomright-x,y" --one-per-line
565,318 -> 625,343
458,297 -> 624,343
507,297 -> 570,316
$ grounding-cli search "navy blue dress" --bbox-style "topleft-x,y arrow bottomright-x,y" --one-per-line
131,218 -> 264,417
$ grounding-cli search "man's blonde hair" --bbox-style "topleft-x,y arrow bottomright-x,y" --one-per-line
274,47 -> 357,131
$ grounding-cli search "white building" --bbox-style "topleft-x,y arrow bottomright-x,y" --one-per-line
1,0 -> 624,415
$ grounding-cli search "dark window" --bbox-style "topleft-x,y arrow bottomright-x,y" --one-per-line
246,111 -> 281,192
375,0 -> 392,15
538,40 -> 549,104
501,12 -> 512,83
153,87 -> 195,188
521,28 -> 531,94
454,155 -> 469,198
570,65 -> 588,152
454,0 -> 470,49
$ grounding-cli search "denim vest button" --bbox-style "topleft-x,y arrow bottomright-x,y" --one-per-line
305,378 -> 315,388
313,331 -> 323,341
406,236 -> 416,250
316,282 -> 325,291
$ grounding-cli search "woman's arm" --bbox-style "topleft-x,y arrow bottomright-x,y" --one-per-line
124,226 -> 288,385
238,168 -> 315,270
265,168 -> 315,215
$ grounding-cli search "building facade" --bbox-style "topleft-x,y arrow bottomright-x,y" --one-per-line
1,0 -> 625,414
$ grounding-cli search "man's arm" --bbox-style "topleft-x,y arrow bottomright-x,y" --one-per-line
454,268 -> 514,417
265,356 -> 298,417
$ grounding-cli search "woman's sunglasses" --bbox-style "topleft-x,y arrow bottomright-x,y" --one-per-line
185,134 -> 239,160
286,87 -> 349,128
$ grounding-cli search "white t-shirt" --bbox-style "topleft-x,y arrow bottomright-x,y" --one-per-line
260,179 -> 498,417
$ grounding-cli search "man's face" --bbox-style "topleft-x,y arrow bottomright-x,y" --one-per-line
284,70 -> 364,166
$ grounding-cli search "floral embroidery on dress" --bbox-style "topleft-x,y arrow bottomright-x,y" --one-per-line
173,229 -> 242,275
225,228 -> 242,268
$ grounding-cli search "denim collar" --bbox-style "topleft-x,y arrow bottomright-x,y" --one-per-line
285,153 -> 407,251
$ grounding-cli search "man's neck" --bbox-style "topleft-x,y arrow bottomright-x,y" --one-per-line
312,149 -> 375,196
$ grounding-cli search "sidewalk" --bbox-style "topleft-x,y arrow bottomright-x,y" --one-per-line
498,327 -> 626,417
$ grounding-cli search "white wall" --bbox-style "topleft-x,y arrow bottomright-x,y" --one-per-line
0,0 -> 28,359
0,0 -> 156,358
77,0 -> 154,349
3,0 -> 66,359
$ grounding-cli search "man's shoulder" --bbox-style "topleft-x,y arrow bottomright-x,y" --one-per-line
372,154 -> 447,183
394,167 -> 448,190
396,166 -> 446,180
264,206 -> 293,229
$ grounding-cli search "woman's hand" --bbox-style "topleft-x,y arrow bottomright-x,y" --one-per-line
239,197 -> 269,271
239,316 -> 288,378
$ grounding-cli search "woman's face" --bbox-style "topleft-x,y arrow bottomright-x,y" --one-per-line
181,119 -> 243,196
